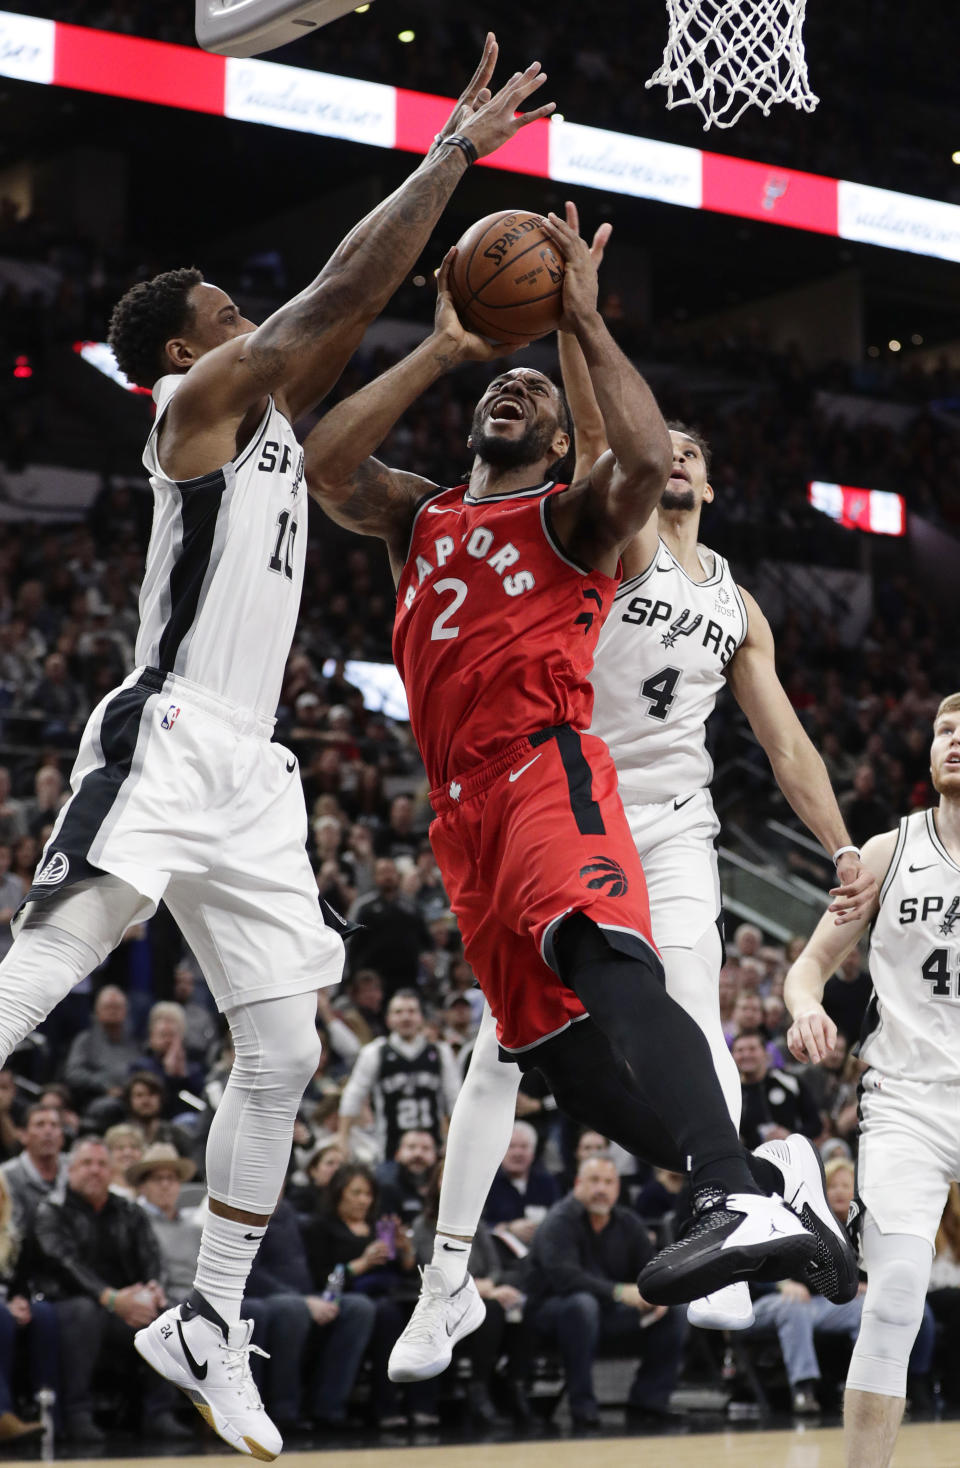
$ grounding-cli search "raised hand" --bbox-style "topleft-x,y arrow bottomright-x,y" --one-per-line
540,201 -> 612,331
458,60 -> 556,160
431,33 -> 498,152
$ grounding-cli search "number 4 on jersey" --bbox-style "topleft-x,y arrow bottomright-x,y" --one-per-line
640,665 -> 683,721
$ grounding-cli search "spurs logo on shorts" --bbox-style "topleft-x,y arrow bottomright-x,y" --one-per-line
34,852 -> 69,887
579,856 -> 629,897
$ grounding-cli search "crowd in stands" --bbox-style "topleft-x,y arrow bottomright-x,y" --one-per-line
7,0 -> 959,207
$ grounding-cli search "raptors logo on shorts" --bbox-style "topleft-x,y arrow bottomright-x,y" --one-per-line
579,856 -> 629,896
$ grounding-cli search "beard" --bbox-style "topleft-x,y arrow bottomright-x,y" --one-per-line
660,483 -> 696,512
470,406 -> 557,469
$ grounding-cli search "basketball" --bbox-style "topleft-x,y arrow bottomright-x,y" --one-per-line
449,210 -> 565,344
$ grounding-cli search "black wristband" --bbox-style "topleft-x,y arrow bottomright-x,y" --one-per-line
439,133 -> 478,167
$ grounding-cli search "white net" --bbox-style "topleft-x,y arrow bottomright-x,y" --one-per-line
645,0 -> 819,130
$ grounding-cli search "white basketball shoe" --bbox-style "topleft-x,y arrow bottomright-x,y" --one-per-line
388,1266 -> 486,1382
687,1280 -> 755,1331
135,1300 -> 280,1461
754,1133 -> 860,1303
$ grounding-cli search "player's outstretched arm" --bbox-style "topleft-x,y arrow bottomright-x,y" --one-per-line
304,253 -> 518,573
727,586 -> 879,925
544,204 -> 671,574
784,831 -> 894,1063
558,325 -> 661,575
168,40 -> 554,434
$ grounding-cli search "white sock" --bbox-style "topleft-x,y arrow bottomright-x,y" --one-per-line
431,1231 -> 472,1291
192,1210 -> 267,1327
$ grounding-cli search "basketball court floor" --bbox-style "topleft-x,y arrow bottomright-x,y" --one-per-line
8,1421 -> 960,1466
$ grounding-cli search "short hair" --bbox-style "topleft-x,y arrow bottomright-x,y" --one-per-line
935,693 -> 960,723
824,1156 -> 855,1183
576,1153 -> 618,1179
666,419 -> 712,476
107,266 -> 204,390
510,1120 -> 538,1148
24,1103 -> 60,1127
103,1123 -> 144,1152
124,1070 -> 164,1102
69,1136 -> 108,1161
148,1001 -> 186,1035
388,989 -> 422,1009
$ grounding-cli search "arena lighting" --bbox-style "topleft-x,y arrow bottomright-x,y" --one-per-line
953,151 -> 960,165
808,481 -> 906,537
13,355 -> 32,378
4,12 -> 960,264
397,29 -> 414,42
73,340 -> 152,395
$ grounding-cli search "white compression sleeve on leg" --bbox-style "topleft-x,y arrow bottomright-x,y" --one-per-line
436,1002 -> 520,1238
846,1217 -> 932,1398
662,921 -> 741,1129
194,989 -> 323,1325
0,877 -> 145,1064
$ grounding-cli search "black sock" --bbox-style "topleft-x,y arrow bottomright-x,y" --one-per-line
554,914 -> 757,1196
749,1154 -> 786,1196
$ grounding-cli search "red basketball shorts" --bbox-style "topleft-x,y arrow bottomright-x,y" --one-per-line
429,723 -> 660,1054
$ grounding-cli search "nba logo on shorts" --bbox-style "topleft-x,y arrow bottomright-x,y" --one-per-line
35,852 -> 69,887
160,704 -> 180,731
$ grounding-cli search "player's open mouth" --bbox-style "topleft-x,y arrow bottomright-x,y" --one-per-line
669,469 -> 690,483
489,397 -> 526,424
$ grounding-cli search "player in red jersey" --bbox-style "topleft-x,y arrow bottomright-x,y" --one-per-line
303,207 -> 829,1309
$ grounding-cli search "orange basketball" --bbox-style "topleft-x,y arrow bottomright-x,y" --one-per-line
449,209 -> 565,344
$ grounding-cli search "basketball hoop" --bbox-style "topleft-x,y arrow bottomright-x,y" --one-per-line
645,0 -> 818,130
195,0 -> 373,57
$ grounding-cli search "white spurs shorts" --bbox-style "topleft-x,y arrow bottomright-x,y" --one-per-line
620,784 -> 722,950
856,1068 -> 960,1250
17,666 -> 344,1012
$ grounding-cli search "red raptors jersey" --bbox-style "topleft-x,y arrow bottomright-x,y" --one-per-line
393,480 -> 620,787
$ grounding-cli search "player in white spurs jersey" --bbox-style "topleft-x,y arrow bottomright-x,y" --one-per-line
0,41 -> 555,1458
785,692 -> 960,1468
386,272 -> 870,1382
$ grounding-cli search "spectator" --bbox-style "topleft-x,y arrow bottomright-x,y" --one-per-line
28,1137 -> 188,1444
729,992 -> 787,1066
483,1121 -> 562,1247
19,765 -> 66,837
374,795 -> 424,863
718,966 -> 739,1043
338,990 -> 460,1162
377,1130 -> 438,1228
822,948 -> 873,1048
129,1142 -> 201,1305
63,986 -> 141,1106
0,771 -> 25,846
171,965 -> 217,1063
104,1123 -> 145,1200
120,1073 -> 196,1162
839,763 -> 893,846
30,658 -> 86,745
333,968 -> 386,1046
0,1104 -> 66,1233
347,859 -> 433,995
0,843 -> 23,961
134,1002 -> 206,1113
0,1172 -> 51,1443
288,1137 -> 346,1218
244,1189 -> 376,1431
303,1163 -> 419,1428
0,1072 -> 21,1162
526,1158 -> 687,1428
733,922 -> 763,961
732,1033 -> 821,1149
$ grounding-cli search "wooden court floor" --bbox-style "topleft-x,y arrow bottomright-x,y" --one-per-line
16,1422 -> 960,1467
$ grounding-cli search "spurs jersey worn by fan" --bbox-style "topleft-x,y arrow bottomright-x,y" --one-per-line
20,374 -> 345,1010
393,480 -> 660,1055
588,537 -> 748,949
856,809 -> 960,1244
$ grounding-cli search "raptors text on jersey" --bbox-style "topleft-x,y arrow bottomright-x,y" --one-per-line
139,375 -> 306,718
392,481 -> 619,786
589,537 -> 748,803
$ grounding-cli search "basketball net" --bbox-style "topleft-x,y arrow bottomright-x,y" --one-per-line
645,0 -> 818,130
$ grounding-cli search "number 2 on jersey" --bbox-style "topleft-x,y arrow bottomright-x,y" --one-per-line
430,578 -> 467,641
268,509 -> 298,580
640,665 -> 682,721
